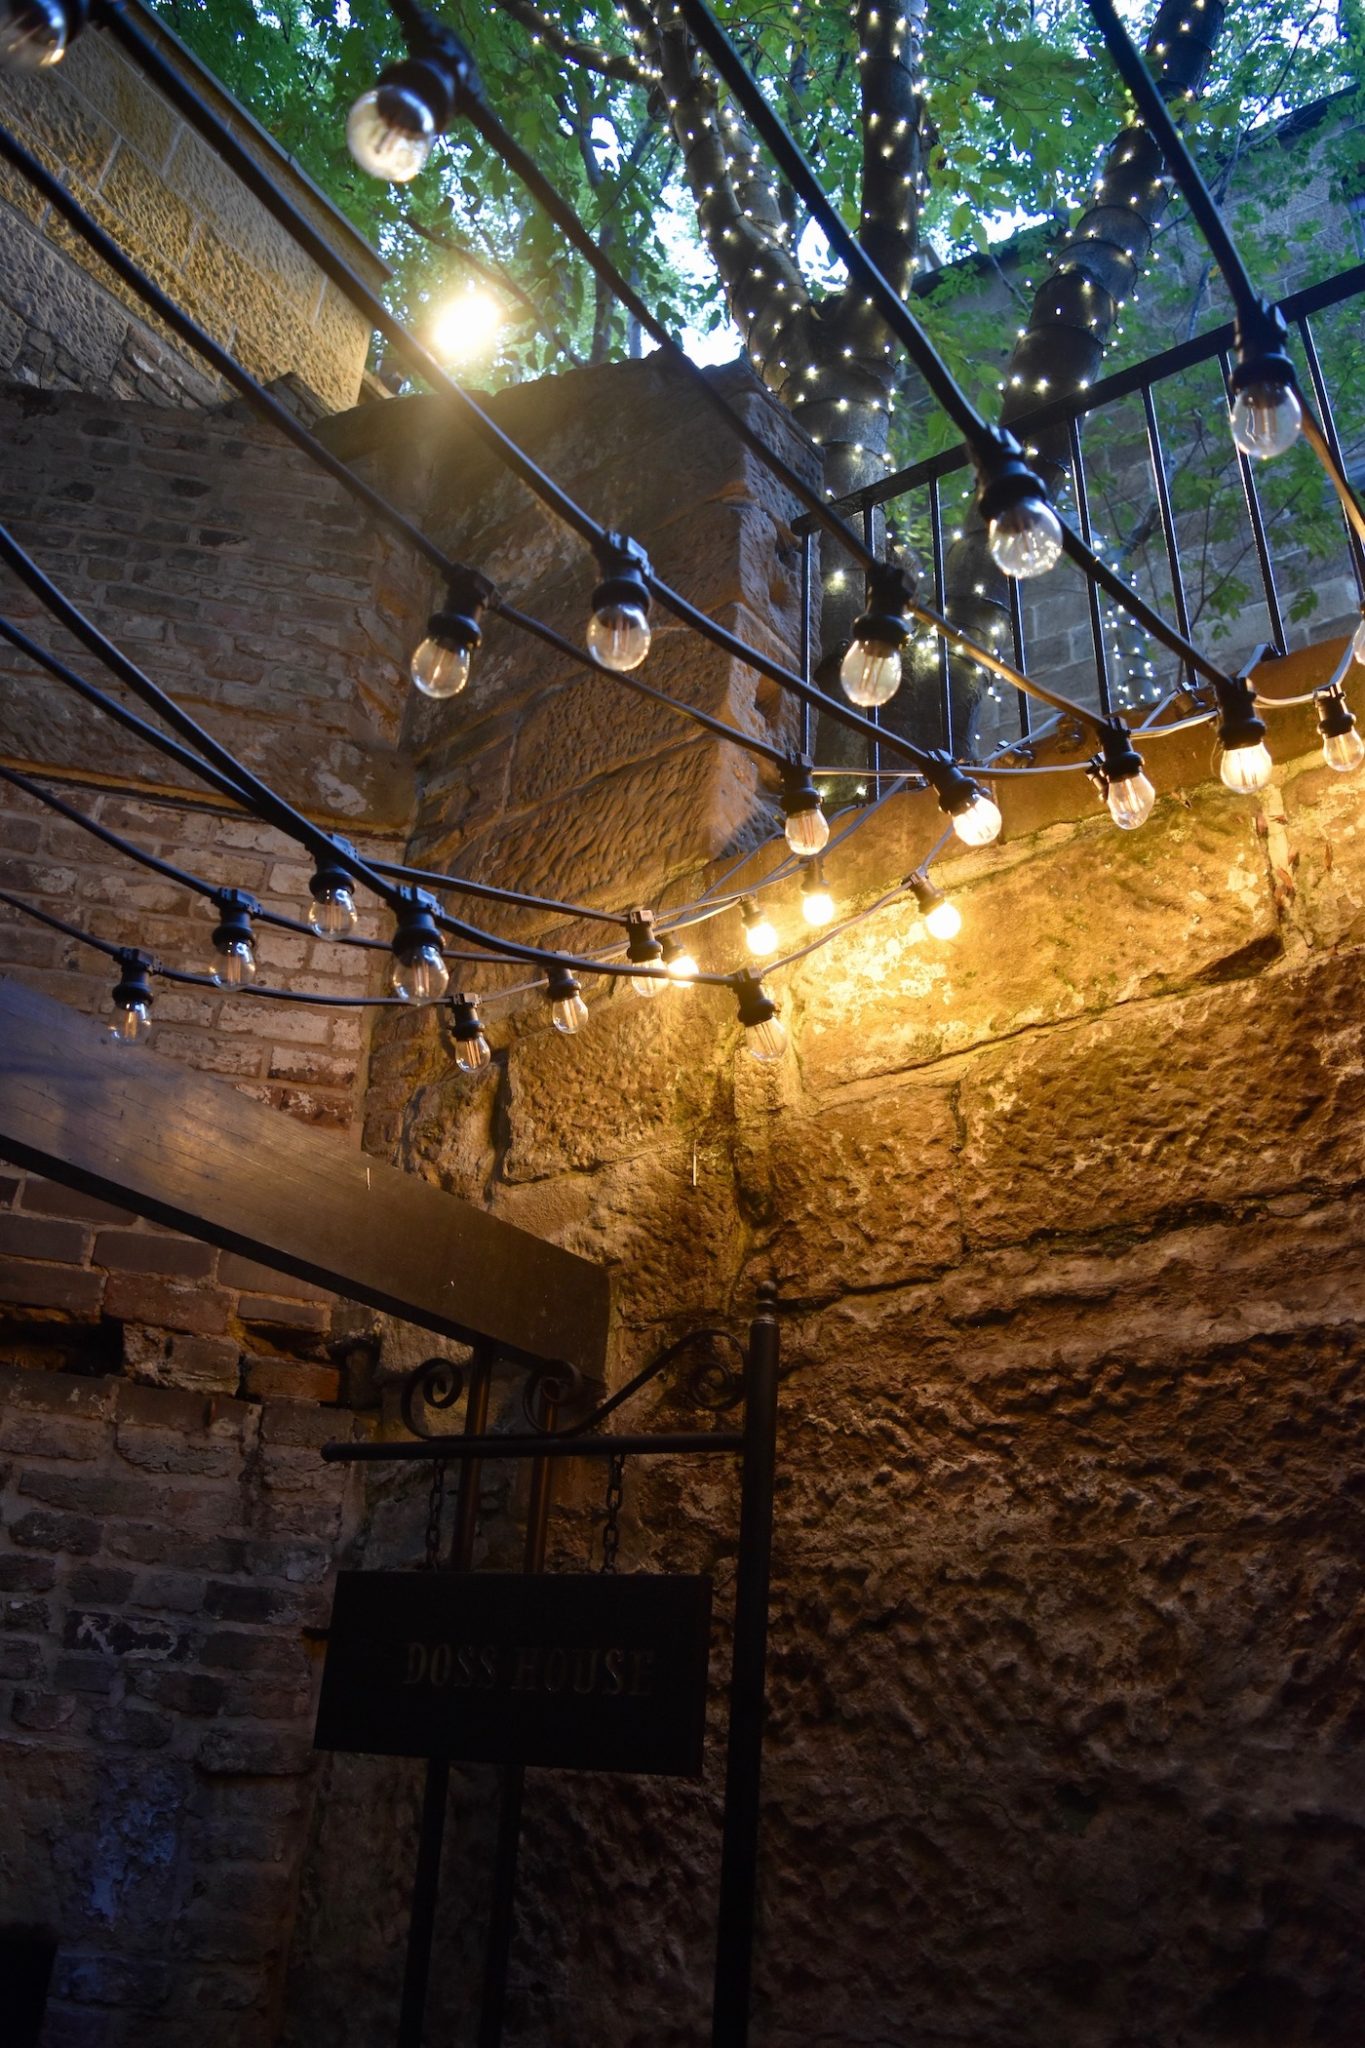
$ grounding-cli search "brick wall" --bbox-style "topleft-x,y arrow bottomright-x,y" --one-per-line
0,9 -> 382,413
0,1363 -> 371,2045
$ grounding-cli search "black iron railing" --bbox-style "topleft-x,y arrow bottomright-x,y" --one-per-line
798,259 -> 1365,758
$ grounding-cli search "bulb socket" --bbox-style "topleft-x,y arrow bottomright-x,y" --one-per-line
1228,296 -> 1294,396
111,948 -> 153,1014
1317,686 -> 1356,742
734,970 -> 778,1032
909,872 -> 946,916
1090,719 -> 1146,790
591,532 -> 652,618
390,886 -> 444,963
625,909 -> 663,967
210,888 -> 258,957
546,964 -> 582,1006
779,758 -> 821,821
309,838 -> 357,905
425,567 -> 491,655
850,560 -> 915,653
450,993 -> 486,1043
975,437 -> 1053,528
1216,679 -> 1267,754
923,751 -> 985,819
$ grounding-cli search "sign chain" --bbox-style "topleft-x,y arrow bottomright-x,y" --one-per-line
600,1452 -> 626,1574
423,1458 -> 448,1570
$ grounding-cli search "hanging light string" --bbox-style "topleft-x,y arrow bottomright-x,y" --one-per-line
84,5 -> 1108,786
1082,0 -> 1365,549
677,0 -> 1245,708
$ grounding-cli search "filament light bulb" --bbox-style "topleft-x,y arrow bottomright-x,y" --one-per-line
1317,687 -> 1364,774
1229,378 -> 1301,461
735,972 -> 786,1062
308,844 -> 359,940
111,998 -> 152,1045
741,897 -> 778,956
662,935 -> 699,982
547,967 -> 589,1035
1219,740 -> 1273,794
745,1015 -> 788,1062
212,937 -> 256,990
390,945 -> 448,1003
109,955 -> 153,1047
626,910 -> 665,997
451,995 -> 491,1072
1105,771 -> 1156,831
587,602 -> 651,672
801,862 -> 834,927
987,497 -> 1063,579
210,891 -> 258,990
0,0 -> 67,69
411,637 -> 471,699
346,84 -> 436,182
840,640 -> 902,708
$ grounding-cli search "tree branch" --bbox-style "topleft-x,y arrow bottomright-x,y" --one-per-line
485,0 -> 648,87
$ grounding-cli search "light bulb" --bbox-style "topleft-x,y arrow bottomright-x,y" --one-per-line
665,948 -> 699,982
587,602 -> 651,671
1229,379 -> 1301,460
552,992 -> 589,1035
924,897 -> 961,941
840,639 -> 902,707
633,965 -> 665,997
110,1000 -> 152,1046
0,0 -> 66,69
1323,727 -> 1365,774
1219,740 -> 1273,793
746,1015 -> 787,1063
346,84 -> 436,182
801,881 -> 834,927
455,1032 -> 491,1072
950,792 -> 1003,846
390,944 -> 449,1003
308,885 -> 357,939
212,938 -> 256,989
1105,771 -> 1156,830
742,899 -> 778,956
987,498 -> 1064,578
411,636 -> 471,699
784,805 -> 828,857
1352,618 -> 1365,667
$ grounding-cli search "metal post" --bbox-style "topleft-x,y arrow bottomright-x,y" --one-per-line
477,1395 -> 558,2047
711,1286 -> 781,2048
398,1353 -> 492,2048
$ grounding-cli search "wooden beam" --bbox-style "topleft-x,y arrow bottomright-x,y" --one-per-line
0,977 -> 610,1376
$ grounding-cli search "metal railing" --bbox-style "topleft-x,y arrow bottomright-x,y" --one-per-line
797,260 -> 1365,760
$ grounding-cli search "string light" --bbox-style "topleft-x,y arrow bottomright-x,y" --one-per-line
661,932 -> 700,982
800,859 -> 835,926
1088,722 -> 1156,830
780,760 -> 829,856
741,895 -> 778,956
910,873 -> 960,940
841,561 -> 913,708
450,992 -> 492,1071
1216,682 -> 1273,794
547,964 -> 589,1035
0,0 -> 68,70
109,950 -> 154,1046
1316,686 -> 1364,775
389,888 -> 449,1002
588,533 -> 652,672
1228,369 -> 1302,460
307,843 -> 360,940
209,889 -> 258,989
735,970 -> 786,1062
924,756 -> 1003,847
347,84 -> 438,182
626,909 -> 666,996
410,570 -> 490,699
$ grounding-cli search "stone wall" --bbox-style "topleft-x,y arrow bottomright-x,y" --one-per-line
0,6 -> 381,412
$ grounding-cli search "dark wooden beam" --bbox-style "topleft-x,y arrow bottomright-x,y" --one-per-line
0,977 -> 610,1376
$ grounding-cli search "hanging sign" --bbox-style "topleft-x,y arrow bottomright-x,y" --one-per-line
314,1571 -> 713,1777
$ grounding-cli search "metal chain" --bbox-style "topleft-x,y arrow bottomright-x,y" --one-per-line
423,1458 -> 448,1571
600,1452 -> 625,1574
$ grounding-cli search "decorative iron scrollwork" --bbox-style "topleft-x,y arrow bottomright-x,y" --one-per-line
399,1354 -> 467,1440
521,1358 -> 585,1430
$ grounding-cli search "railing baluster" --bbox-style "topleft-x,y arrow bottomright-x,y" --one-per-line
1067,416 -> 1113,718
1140,382 -> 1195,698
928,478 -> 951,754
1006,573 -> 1031,744
1296,313 -> 1365,600
863,504 -> 880,785
1219,348 -> 1288,653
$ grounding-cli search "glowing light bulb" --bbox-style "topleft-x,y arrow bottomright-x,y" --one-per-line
308,884 -> 357,939
1219,741 -> 1273,793
840,639 -> 902,707
950,792 -> 1003,846
801,863 -> 834,926
783,804 -> 828,857
662,937 -> 700,982
430,286 -> 503,365
410,636 -> 471,699
586,602 -> 651,671
1229,378 -> 1301,460
0,0 -> 66,70
390,945 -> 449,1003
925,896 -> 961,940
988,497 -> 1063,578
109,956 -> 153,1046
346,84 -> 436,182
212,937 -> 256,989
1105,771 -> 1156,830
741,897 -> 778,956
